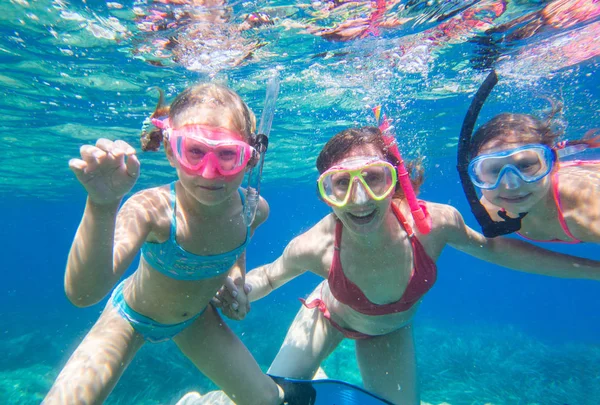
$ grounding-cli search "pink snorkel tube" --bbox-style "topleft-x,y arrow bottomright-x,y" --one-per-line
373,106 -> 432,235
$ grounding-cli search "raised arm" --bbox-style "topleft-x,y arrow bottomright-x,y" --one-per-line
440,205 -> 600,280
65,139 -> 147,307
65,195 -> 152,306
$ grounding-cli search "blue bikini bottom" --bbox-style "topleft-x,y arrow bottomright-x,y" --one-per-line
110,279 -> 205,343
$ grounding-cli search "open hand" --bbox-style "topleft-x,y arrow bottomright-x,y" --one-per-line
69,139 -> 140,205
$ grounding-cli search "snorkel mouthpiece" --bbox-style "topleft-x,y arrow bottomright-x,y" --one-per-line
243,71 -> 281,227
374,106 -> 432,234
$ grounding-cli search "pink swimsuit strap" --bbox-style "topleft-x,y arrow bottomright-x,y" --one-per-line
326,202 -> 437,316
300,202 -> 437,339
517,160 -> 599,244
299,293 -> 372,340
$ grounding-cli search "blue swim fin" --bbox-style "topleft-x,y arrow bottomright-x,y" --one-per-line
270,375 -> 396,405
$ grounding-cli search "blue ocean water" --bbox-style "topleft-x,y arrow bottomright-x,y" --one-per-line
2,0 -> 600,404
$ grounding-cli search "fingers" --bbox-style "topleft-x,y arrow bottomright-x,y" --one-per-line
79,144 -> 104,172
75,139 -> 138,175
215,277 -> 253,319
114,139 -> 136,156
224,276 -> 239,298
95,138 -> 127,165
215,284 -> 235,308
94,138 -> 136,158
222,306 -> 244,321
125,153 -> 141,179
211,296 -> 223,308
69,158 -> 89,183
69,158 -> 87,172
243,283 -> 252,295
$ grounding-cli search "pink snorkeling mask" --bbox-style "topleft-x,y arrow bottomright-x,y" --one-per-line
152,118 -> 255,178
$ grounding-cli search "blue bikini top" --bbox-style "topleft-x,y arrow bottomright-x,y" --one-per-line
141,182 -> 251,280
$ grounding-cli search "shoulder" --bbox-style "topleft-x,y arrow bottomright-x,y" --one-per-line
285,214 -> 336,262
118,184 -> 172,227
418,201 -> 464,230
415,200 -> 477,243
123,184 -> 171,210
557,164 -> 600,207
557,164 -> 600,241
251,195 -> 270,230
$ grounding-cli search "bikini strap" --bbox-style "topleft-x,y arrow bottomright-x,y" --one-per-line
551,169 -> 579,242
391,202 -> 415,238
334,219 -> 343,252
169,181 -> 177,240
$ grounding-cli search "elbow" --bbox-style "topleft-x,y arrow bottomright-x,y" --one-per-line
65,287 -> 103,308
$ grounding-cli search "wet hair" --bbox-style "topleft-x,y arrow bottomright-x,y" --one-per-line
141,82 -> 256,152
316,126 -> 424,199
469,99 -> 564,158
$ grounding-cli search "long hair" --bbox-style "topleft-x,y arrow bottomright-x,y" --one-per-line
141,83 -> 256,152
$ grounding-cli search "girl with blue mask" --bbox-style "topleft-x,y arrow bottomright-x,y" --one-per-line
468,108 -> 600,244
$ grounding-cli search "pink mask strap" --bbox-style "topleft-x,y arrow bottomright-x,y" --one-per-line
556,129 -> 600,150
583,128 -> 600,148
151,117 -> 170,129
373,107 -> 402,162
383,135 -> 402,163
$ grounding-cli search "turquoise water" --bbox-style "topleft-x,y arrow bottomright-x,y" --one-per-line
2,0 -> 600,404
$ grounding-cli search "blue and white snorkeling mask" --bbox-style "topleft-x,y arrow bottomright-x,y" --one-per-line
468,144 -> 556,190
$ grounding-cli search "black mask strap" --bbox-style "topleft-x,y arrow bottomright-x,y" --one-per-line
254,133 -> 269,153
456,70 -> 527,237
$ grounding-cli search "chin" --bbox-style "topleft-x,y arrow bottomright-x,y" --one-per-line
494,193 -> 542,213
195,188 -> 235,206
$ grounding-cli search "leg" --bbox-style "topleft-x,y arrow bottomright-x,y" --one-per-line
43,301 -> 146,405
173,305 -> 282,405
355,324 -> 419,405
268,286 -> 345,380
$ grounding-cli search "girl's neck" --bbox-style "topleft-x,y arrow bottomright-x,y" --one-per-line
343,204 -> 402,250
519,186 -> 558,223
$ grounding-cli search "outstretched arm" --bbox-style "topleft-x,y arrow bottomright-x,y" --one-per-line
442,205 -> 600,280
213,228 -> 325,319
247,235 -> 317,301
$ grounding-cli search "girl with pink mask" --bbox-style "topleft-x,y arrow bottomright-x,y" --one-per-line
43,83 -> 295,405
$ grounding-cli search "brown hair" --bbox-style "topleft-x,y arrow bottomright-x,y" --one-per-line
469,100 -> 563,158
141,83 -> 256,152
316,126 -> 424,199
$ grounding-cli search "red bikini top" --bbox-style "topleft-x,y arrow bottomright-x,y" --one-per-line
328,202 -> 437,315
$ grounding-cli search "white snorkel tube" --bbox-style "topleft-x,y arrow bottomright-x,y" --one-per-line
243,71 -> 281,227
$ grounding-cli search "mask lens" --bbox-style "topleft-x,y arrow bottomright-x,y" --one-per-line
360,165 -> 394,196
318,160 -> 397,206
322,171 -> 352,204
213,144 -> 245,171
171,130 -> 251,176
469,146 -> 553,189
180,137 -> 209,167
